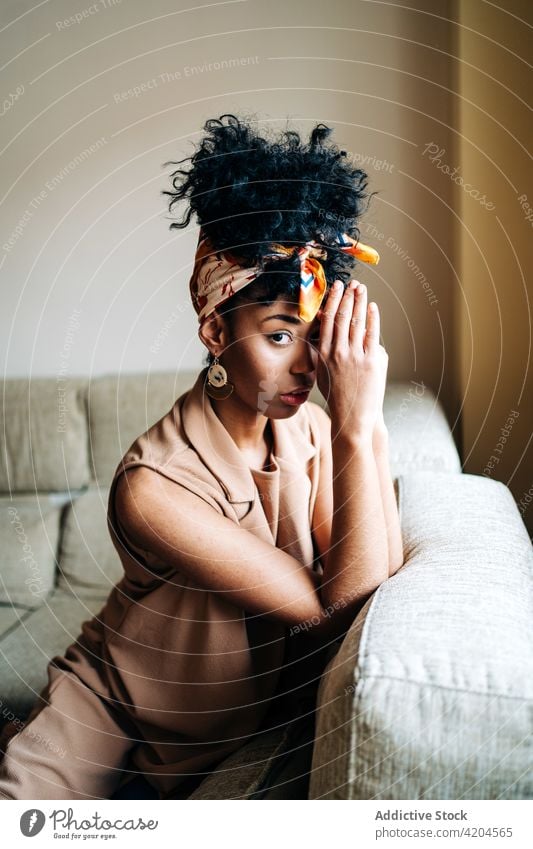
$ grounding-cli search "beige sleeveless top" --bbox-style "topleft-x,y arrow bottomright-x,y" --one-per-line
74,366 -> 331,799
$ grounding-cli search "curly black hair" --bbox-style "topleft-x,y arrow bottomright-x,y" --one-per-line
161,112 -> 378,364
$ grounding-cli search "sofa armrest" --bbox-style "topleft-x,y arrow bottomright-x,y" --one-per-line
309,471 -> 533,800
309,381 -> 462,477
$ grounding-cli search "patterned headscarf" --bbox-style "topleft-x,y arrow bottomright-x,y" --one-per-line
189,227 -> 380,325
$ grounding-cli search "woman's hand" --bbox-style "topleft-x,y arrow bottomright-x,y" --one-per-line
316,279 -> 389,441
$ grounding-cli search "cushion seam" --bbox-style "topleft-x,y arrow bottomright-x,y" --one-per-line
349,673 -> 533,700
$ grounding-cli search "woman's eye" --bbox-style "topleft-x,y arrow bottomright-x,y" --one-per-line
268,332 -> 293,345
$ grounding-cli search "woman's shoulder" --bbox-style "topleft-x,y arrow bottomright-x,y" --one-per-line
109,393 -> 230,511
112,396 -> 190,475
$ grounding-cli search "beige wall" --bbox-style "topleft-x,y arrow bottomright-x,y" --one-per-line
2,0 -> 456,388
454,0 -> 532,535
1,1 -> 530,528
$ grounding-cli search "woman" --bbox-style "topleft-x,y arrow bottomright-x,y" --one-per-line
0,114 -> 402,800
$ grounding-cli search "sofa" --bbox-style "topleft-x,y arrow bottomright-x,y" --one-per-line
0,372 -> 531,800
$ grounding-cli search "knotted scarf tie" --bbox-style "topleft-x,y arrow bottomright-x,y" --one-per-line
189,228 -> 379,325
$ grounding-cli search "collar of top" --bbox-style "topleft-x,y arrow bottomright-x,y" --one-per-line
179,367 -> 317,504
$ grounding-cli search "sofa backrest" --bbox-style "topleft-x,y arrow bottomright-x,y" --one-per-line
1,373 -> 460,607
1,372 -> 201,493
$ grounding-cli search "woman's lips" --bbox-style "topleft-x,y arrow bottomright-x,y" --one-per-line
279,389 -> 310,406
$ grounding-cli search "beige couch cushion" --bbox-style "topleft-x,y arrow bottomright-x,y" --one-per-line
0,589 -> 107,722
309,471 -> 533,800
0,604 -> 31,640
309,380 -> 460,476
57,486 -> 123,597
0,496 -> 61,608
87,371 -> 197,487
381,382 -> 461,474
0,378 -> 90,491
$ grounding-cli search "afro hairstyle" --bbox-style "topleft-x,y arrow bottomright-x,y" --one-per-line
161,112 -> 378,362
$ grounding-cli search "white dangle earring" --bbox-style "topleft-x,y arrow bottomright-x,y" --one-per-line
205,355 -> 234,400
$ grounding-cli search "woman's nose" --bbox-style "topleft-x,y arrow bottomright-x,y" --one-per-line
291,339 -> 317,374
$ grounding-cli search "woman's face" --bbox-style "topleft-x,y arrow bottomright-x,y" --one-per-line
220,295 -> 322,418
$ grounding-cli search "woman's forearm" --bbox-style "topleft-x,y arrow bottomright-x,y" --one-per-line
372,424 -> 404,576
319,431 -> 389,616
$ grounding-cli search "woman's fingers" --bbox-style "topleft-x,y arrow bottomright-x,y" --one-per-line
320,280 -> 378,357
319,281 -> 342,353
349,282 -> 367,349
364,301 -> 380,353
333,281 -> 356,349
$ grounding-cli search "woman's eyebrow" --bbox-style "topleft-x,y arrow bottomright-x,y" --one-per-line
260,314 -> 301,325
